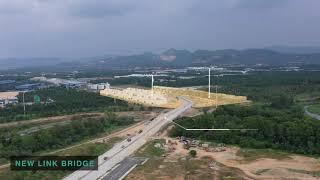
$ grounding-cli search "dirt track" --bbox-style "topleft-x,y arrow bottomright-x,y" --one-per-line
0,112 -> 104,128
0,110 -> 159,129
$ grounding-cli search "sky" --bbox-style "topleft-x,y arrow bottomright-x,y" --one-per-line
0,0 -> 319,58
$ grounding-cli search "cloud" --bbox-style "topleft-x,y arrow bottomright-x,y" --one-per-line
0,1 -> 34,15
68,0 -> 135,18
235,0 -> 289,9
0,0 -> 319,58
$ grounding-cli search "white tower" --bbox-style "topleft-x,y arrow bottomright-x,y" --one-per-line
208,68 -> 211,98
215,81 -> 218,108
151,74 -> 154,93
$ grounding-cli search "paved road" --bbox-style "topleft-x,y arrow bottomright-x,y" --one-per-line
102,157 -> 148,180
64,97 -> 192,180
304,106 -> 320,120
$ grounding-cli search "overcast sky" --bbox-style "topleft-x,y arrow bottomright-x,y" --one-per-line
0,0 -> 319,58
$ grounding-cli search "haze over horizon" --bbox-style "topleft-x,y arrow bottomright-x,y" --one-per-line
0,0 -> 320,58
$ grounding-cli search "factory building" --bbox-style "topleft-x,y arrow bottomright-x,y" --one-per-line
0,80 -> 16,85
0,91 -> 19,108
31,77 -> 86,89
15,83 -> 45,91
87,83 -> 110,91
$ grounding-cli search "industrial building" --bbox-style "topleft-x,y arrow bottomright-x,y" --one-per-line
15,83 -> 45,91
31,77 -> 86,89
87,83 -> 110,91
0,80 -> 16,85
0,91 -> 19,108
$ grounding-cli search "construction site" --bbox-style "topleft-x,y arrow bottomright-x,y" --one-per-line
100,85 -> 249,109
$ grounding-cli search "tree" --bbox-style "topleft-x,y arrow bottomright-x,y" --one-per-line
189,150 -> 197,158
271,94 -> 294,108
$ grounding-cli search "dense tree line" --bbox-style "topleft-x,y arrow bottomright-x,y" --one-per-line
102,71 -> 320,103
167,71 -> 320,155
155,71 -> 320,102
0,114 -> 134,159
170,99 -> 320,155
0,87 -> 128,123
89,71 -> 320,103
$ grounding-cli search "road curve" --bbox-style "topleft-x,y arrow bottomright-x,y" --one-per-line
64,97 -> 192,180
304,106 -> 320,120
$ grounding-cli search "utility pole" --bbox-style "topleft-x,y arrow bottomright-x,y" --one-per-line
208,67 -> 211,98
215,82 -> 218,108
151,74 -> 154,94
23,91 -> 26,116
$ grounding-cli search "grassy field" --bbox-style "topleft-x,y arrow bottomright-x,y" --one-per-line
236,148 -> 292,162
54,137 -> 122,156
135,139 -> 166,157
0,137 -> 121,180
308,104 -> 320,114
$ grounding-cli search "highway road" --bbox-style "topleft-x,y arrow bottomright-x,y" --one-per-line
64,97 -> 192,180
304,106 -> 320,120
101,157 -> 148,180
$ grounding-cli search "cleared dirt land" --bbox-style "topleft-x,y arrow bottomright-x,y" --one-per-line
170,141 -> 320,180
127,129 -> 320,180
100,86 -> 248,109
154,86 -> 249,108
127,139 -> 253,180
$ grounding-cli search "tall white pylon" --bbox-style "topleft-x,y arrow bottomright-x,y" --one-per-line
208,67 -> 211,98
151,74 -> 154,93
215,81 -> 218,108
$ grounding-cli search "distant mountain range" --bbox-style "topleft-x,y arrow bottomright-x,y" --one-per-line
0,57 -> 63,70
1,48 -> 320,71
86,48 -> 320,69
266,46 -> 320,54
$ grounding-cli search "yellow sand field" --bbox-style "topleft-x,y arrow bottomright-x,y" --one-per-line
154,86 -> 249,108
100,86 -> 248,108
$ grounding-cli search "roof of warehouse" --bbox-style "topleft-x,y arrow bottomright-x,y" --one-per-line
0,91 -> 19,100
